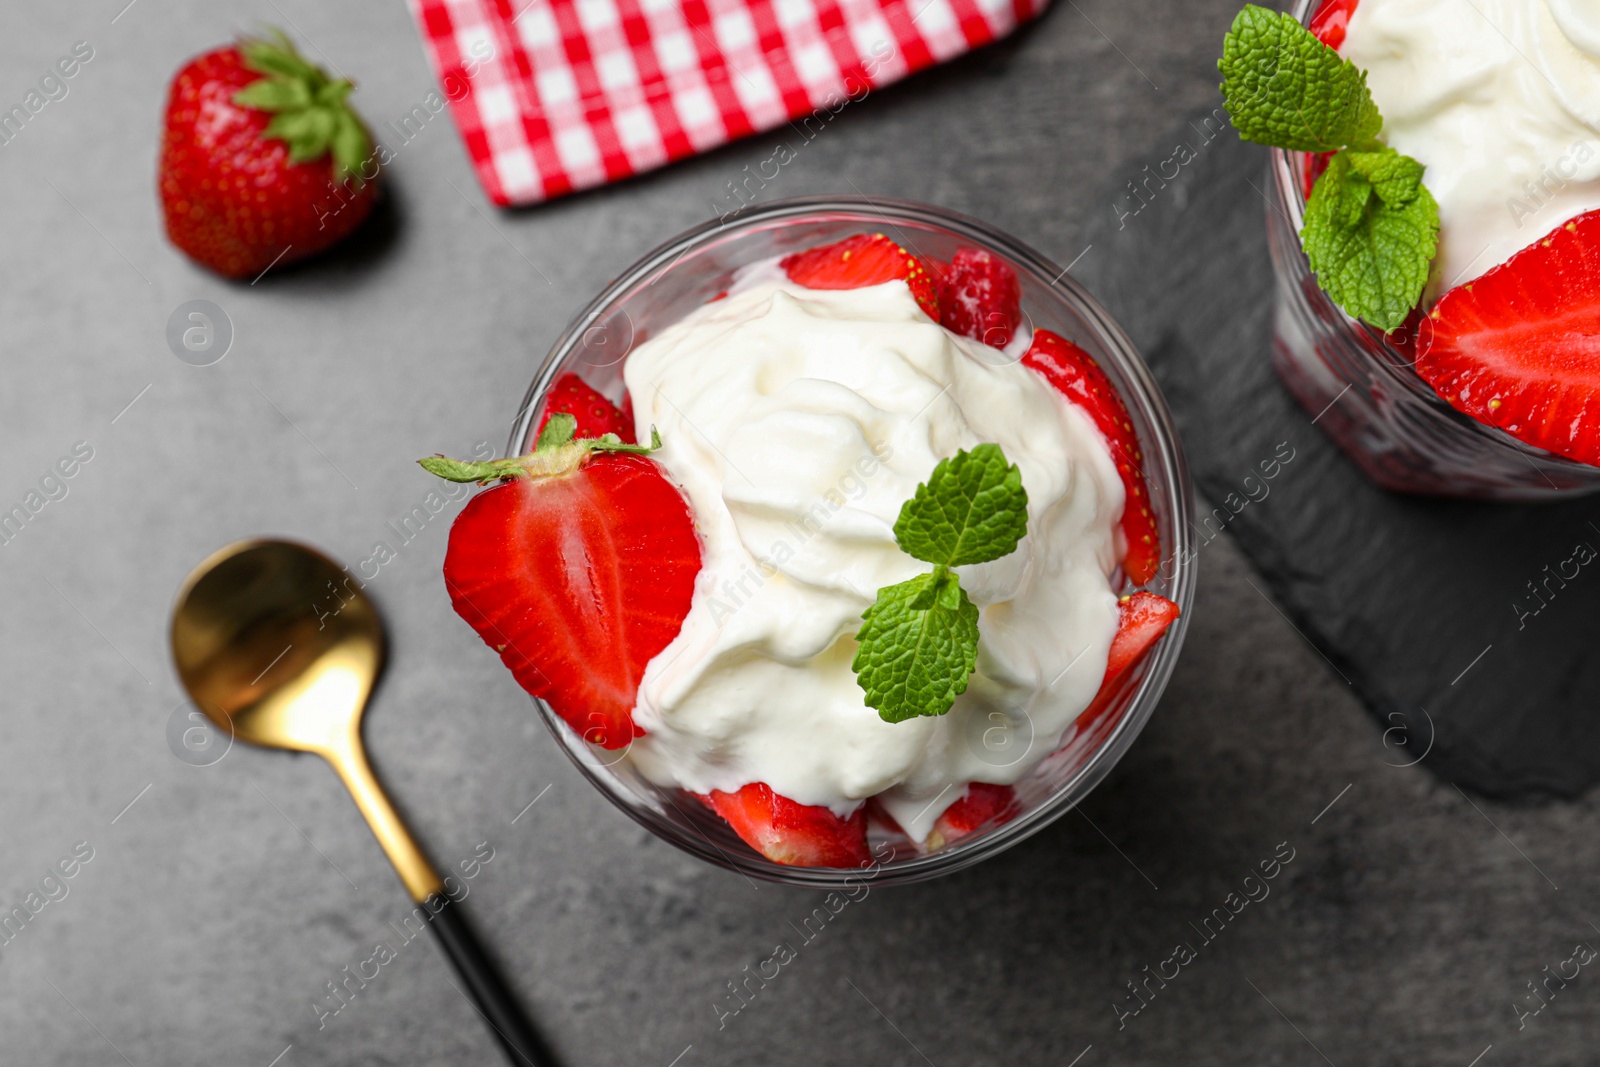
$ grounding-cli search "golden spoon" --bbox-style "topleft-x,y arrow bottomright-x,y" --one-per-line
170,539 -> 552,1066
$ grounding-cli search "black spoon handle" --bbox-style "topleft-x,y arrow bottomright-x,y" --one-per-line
425,895 -> 557,1067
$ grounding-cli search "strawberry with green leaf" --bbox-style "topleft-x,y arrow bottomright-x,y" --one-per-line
421,415 -> 701,750
159,29 -> 378,279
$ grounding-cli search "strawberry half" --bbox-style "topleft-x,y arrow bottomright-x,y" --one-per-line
1022,330 -> 1161,584
538,372 -> 634,443
927,782 -> 1021,850
160,30 -> 378,279
1078,591 -> 1181,730
938,247 -> 1024,349
423,417 -> 700,749
701,783 -> 870,868
1415,211 -> 1600,467
781,233 -> 940,320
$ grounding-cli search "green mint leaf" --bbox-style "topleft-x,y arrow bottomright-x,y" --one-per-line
852,568 -> 980,722
1219,4 -> 1382,153
893,444 -> 1029,568
1345,145 -> 1426,205
851,443 -> 1029,723
1302,147 -> 1439,331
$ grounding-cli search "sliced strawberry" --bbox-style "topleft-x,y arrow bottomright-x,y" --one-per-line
1303,151 -> 1335,201
1105,591 -> 1180,676
1415,211 -> 1600,467
781,233 -> 940,320
1079,591 -> 1181,730
1309,0 -> 1359,49
538,372 -> 634,443
938,247 -> 1023,349
927,782 -> 1020,850
702,783 -> 870,868
1022,330 -> 1161,583
1299,0 -> 1361,198
428,433 -> 700,749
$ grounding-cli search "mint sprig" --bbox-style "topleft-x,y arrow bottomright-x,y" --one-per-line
1218,4 -> 1440,331
1302,149 -> 1439,330
853,444 -> 1028,723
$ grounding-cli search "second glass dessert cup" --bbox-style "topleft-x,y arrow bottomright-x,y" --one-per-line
506,196 -> 1195,887
1265,0 -> 1600,501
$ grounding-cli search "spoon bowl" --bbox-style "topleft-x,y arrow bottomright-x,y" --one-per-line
171,540 -> 380,754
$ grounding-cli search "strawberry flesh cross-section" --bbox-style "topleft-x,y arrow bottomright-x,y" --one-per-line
430,406 -> 701,750
1416,210 -> 1600,468
1022,329 -> 1162,584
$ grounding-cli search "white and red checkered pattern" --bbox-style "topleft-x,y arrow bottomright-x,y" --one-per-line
410,0 -> 1050,205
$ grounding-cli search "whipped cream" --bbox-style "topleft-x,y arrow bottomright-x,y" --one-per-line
1341,0 -> 1600,292
619,274 -> 1125,842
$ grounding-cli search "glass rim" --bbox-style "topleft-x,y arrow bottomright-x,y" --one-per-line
504,195 -> 1196,887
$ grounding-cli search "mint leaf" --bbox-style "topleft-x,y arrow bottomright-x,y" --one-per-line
852,569 -> 980,722
852,443 -> 1030,722
1345,146 -> 1426,205
894,444 -> 1029,568
1219,4 -> 1381,153
1302,147 -> 1439,331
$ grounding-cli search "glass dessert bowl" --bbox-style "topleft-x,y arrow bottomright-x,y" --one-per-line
1264,0 -> 1600,500
470,197 -> 1194,887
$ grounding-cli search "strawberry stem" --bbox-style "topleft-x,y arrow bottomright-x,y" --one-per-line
418,418 -> 663,484
232,28 -> 372,183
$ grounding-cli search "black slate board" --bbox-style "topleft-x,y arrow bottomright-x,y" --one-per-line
1073,112 -> 1600,800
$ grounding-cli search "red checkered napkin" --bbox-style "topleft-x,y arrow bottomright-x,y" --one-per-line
410,0 -> 1050,205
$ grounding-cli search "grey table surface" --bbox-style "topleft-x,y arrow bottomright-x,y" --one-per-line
2,1 -> 1596,1065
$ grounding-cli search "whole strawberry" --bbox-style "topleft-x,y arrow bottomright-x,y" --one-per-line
159,30 -> 378,279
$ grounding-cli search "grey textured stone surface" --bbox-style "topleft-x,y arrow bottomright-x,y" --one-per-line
0,2 -> 1594,1066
